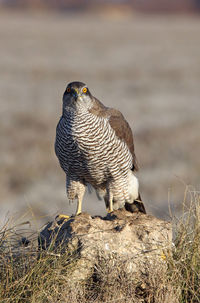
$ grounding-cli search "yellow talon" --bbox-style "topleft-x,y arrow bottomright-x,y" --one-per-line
56,214 -> 70,221
106,208 -> 113,213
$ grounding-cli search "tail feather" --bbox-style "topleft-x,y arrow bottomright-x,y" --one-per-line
125,193 -> 146,214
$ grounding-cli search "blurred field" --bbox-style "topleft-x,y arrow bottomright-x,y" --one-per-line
0,10 -> 200,226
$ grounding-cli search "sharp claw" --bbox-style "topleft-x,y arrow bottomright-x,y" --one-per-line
56,214 -> 70,221
106,208 -> 113,213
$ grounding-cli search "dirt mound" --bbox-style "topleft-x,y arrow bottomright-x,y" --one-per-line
39,210 -> 172,283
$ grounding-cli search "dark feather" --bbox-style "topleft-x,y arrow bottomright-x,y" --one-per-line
89,97 -> 138,171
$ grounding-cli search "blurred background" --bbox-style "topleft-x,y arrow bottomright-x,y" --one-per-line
0,0 -> 200,228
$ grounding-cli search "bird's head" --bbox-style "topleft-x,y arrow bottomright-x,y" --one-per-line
62,81 -> 93,114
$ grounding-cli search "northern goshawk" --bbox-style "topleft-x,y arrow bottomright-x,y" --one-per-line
55,81 -> 146,215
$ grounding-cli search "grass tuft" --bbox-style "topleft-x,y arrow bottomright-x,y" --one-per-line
0,189 -> 199,302
168,188 -> 200,303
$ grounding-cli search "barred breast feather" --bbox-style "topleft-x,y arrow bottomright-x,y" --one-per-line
55,106 -> 133,191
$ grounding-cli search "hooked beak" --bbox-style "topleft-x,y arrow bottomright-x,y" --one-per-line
72,88 -> 80,100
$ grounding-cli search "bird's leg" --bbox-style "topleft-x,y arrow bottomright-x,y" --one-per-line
75,183 -> 85,216
56,178 -> 73,221
107,192 -> 113,213
57,181 -> 85,220
75,197 -> 82,216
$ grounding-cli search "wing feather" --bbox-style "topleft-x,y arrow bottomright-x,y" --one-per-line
89,97 -> 138,171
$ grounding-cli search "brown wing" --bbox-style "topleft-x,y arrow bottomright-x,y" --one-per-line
89,97 -> 138,171
108,109 -> 138,171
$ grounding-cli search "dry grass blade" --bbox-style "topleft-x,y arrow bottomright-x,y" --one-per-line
0,189 -> 199,302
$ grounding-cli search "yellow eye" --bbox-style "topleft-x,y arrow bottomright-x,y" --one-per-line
66,87 -> 71,93
82,87 -> 87,94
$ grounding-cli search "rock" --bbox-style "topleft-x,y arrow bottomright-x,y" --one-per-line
39,209 -> 172,284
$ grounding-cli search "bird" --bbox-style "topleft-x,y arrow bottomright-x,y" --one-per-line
55,81 -> 146,216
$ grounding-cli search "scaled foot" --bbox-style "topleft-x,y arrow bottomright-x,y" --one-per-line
56,214 -> 70,221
